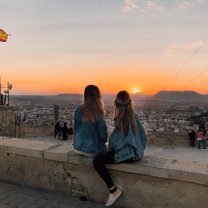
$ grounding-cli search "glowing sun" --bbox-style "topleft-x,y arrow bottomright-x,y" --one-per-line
130,87 -> 142,94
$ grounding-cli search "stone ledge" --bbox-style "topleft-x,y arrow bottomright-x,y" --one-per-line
66,153 -> 208,185
44,145 -> 72,162
108,156 -> 208,186
0,137 -> 60,159
0,137 -> 208,208
0,137 -> 207,186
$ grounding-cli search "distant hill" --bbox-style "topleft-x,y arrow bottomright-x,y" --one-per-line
131,93 -> 151,101
102,93 -> 150,104
56,93 -> 114,104
11,91 -> 208,106
54,92 -> 151,104
54,94 -> 82,102
10,92 -> 151,106
10,94 -> 82,106
150,91 -> 208,103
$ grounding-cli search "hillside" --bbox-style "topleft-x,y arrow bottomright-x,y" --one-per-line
151,91 -> 208,103
10,91 -> 207,106
10,92 -> 151,106
10,94 -> 82,106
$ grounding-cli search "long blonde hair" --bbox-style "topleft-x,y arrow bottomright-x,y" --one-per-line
81,85 -> 105,122
113,90 -> 137,135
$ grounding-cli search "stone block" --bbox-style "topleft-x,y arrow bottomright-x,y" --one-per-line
68,150 -> 93,166
0,138 -> 59,159
44,145 -> 72,162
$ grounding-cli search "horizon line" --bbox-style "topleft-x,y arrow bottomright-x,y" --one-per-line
9,90 -> 208,96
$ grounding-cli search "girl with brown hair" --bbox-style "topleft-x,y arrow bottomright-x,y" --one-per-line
93,90 -> 147,207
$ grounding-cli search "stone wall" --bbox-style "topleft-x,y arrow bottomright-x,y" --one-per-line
147,132 -> 189,146
0,137 -> 207,208
0,106 -> 15,137
0,107 -> 54,138
21,125 -> 54,138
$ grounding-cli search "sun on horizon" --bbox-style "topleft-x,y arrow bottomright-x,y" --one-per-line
130,87 -> 142,94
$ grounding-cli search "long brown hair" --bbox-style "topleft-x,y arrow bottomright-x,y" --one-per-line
113,90 -> 137,135
81,85 -> 105,122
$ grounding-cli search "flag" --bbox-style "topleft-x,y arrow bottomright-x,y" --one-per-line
0,29 -> 9,42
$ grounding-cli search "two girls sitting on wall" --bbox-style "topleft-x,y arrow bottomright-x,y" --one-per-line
73,85 -> 147,207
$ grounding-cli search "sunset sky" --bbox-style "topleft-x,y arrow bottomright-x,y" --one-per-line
0,0 -> 208,95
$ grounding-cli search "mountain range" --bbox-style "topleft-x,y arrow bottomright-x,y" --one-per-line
150,91 -> 208,103
10,91 -> 208,105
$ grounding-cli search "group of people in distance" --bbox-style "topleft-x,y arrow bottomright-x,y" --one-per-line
188,127 -> 207,149
54,121 -> 73,141
73,85 -> 147,207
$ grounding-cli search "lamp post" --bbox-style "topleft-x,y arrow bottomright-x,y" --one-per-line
7,82 -> 13,106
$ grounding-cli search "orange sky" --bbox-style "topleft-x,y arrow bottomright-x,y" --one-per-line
1,1 -> 208,95
2,63 -> 207,95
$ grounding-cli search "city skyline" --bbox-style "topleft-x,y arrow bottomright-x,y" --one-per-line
1,0 -> 208,95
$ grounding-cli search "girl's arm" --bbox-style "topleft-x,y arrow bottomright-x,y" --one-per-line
98,118 -> 108,143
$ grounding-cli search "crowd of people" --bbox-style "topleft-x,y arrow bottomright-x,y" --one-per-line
56,85 -> 147,207
188,127 -> 208,149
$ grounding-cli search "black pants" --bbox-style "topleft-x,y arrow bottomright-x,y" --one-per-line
93,151 -> 134,189
189,138 -> 195,147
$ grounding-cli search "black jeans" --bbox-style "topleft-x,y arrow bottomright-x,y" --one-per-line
93,151 -> 134,189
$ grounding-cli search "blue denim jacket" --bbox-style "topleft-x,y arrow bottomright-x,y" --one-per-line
73,106 -> 108,154
109,114 -> 147,163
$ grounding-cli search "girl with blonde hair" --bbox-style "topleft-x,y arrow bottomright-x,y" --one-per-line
73,85 -> 108,156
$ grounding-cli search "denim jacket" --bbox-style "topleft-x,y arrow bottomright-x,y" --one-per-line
109,114 -> 147,163
73,106 -> 108,154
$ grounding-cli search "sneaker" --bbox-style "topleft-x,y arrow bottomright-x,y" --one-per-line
105,188 -> 122,207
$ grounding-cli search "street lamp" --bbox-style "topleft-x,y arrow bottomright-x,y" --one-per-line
7,82 -> 13,106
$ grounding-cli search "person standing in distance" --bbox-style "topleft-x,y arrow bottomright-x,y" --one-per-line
73,85 -> 108,157
93,90 -> 147,207
54,121 -> 61,140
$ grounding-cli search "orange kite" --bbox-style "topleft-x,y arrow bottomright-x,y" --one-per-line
0,29 -> 9,42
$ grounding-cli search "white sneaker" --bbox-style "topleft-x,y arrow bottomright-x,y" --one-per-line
105,188 -> 122,207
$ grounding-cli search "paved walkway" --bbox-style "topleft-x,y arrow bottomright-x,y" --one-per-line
0,182 -> 106,208
146,145 -> 208,164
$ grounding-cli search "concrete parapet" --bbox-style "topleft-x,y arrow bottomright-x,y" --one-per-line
0,137 -> 207,208
0,106 -> 15,137
0,137 -> 60,159
44,145 -> 72,162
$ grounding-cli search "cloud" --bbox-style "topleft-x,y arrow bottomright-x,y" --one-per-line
122,0 -> 165,13
122,0 -> 207,13
122,0 -> 139,13
178,0 -> 208,9
179,1 -> 194,9
145,0 -> 164,11
164,41 -> 204,57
